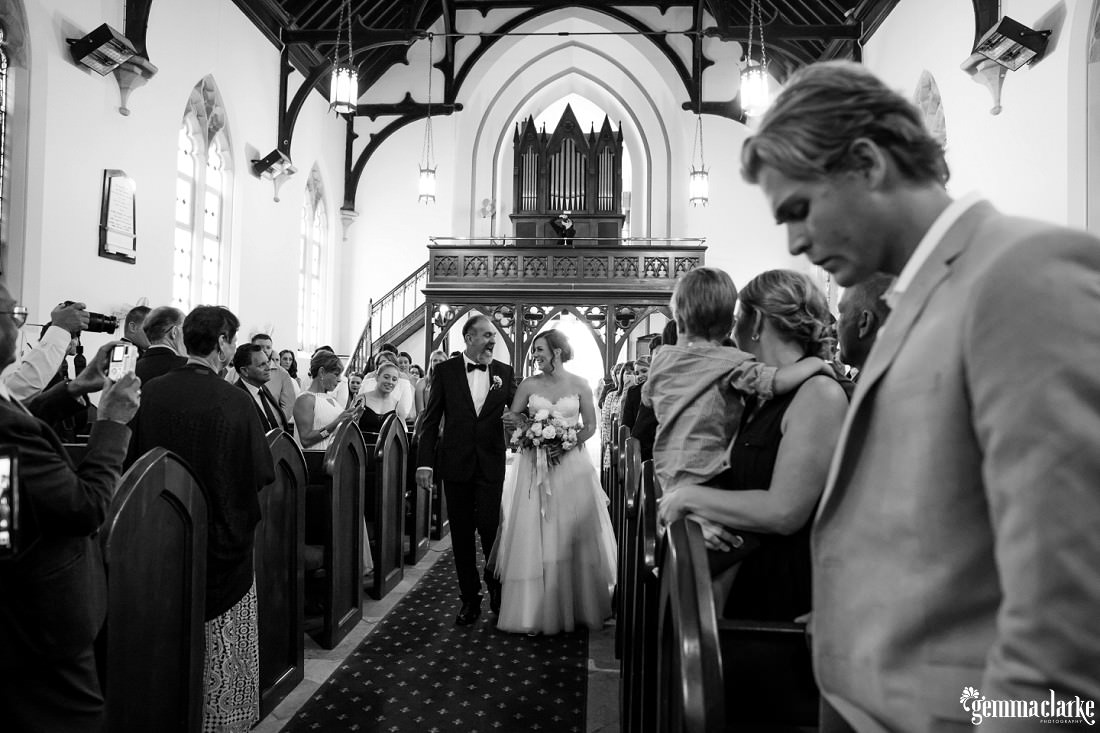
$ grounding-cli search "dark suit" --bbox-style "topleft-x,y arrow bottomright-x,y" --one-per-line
417,356 -> 515,602
619,383 -> 643,429
237,380 -> 290,433
134,345 -> 186,385
0,384 -> 131,733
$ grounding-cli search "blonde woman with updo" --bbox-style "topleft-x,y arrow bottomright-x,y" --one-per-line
293,351 -> 362,450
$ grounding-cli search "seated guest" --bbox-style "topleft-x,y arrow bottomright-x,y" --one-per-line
233,344 -> 291,433
632,321 -> 676,462
3,300 -> 89,400
409,364 -> 424,380
397,351 -> 414,375
657,270 -> 850,620
356,362 -> 406,433
135,305 -> 187,384
359,351 -> 414,418
835,272 -> 893,376
413,350 -> 447,424
599,362 -> 626,469
122,305 -> 151,354
618,355 -> 651,429
347,372 -> 363,405
294,351 -> 360,450
278,349 -> 299,382
0,279 -> 141,733
250,333 -> 298,424
129,305 -> 274,733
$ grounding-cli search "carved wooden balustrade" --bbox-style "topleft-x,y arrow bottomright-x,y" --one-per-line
422,240 -> 706,372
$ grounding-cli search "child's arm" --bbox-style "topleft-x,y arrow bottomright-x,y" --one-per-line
726,356 -> 828,398
773,357 -> 828,395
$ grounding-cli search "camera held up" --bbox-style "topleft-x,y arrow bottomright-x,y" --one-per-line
62,301 -> 118,333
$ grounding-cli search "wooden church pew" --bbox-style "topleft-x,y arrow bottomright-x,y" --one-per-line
363,413 -> 407,600
623,458 -> 661,733
615,436 -> 641,662
656,517 -> 726,733
655,519 -> 820,731
404,435 -> 430,564
303,419 -> 366,649
254,429 -> 308,718
99,447 -> 207,733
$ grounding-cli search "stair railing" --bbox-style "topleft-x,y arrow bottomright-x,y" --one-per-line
346,263 -> 428,375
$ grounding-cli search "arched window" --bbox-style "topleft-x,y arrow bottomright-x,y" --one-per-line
174,77 -> 232,311
299,168 -> 328,351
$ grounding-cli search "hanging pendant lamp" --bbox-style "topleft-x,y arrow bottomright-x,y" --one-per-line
418,32 -> 437,205
329,0 -> 358,114
740,0 -> 771,117
689,114 -> 709,207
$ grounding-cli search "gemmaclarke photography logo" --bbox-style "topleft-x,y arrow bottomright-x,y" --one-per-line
960,686 -> 1096,726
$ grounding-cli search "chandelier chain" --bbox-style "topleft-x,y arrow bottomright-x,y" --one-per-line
692,115 -> 705,169
422,32 -> 435,168
756,0 -> 767,71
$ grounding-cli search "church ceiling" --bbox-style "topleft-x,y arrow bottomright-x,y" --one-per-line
230,0 -> 901,115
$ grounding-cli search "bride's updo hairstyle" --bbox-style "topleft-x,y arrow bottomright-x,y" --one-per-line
536,329 -> 574,368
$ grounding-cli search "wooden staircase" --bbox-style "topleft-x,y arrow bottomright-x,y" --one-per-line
347,263 -> 428,374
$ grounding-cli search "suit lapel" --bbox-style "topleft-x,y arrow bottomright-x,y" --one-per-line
818,201 -> 994,519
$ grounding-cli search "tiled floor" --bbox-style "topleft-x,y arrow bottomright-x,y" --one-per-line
254,534 -> 621,733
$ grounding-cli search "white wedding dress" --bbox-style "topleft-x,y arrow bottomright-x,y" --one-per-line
494,394 -> 617,635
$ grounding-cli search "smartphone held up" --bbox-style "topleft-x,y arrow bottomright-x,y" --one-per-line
107,343 -> 138,381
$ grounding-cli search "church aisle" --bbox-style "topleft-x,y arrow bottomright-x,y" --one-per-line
257,539 -> 600,732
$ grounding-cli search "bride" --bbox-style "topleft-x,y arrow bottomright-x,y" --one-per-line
494,329 -> 616,635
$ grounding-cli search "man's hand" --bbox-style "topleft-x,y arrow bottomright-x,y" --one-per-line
657,485 -> 693,525
415,467 -> 434,491
502,410 -> 521,430
98,372 -> 141,425
68,340 -> 124,397
50,301 -> 90,335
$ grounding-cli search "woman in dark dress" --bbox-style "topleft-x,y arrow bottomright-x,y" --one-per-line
657,269 -> 850,621
357,361 -> 404,434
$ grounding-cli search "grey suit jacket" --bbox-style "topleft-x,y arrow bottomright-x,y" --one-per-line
812,201 -> 1100,731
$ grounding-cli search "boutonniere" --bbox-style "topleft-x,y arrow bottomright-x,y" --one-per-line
490,375 -> 503,391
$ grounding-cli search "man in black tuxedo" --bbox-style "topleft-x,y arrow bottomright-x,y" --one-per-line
0,281 -> 141,733
135,305 -> 187,384
233,343 -> 291,433
416,315 -> 515,625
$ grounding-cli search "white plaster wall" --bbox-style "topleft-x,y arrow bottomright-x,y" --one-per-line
18,0 -> 345,353
865,0 -> 1080,227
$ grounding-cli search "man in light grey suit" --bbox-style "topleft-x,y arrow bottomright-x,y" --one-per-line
742,61 -> 1100,731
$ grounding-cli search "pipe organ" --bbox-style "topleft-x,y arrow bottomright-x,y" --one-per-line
510,104 -> 625,246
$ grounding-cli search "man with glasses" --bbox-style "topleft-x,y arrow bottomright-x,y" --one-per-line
0,281 -> 142,732
2,300 -> 90,400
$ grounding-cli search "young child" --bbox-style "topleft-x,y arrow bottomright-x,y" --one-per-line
642,267 -> 827,493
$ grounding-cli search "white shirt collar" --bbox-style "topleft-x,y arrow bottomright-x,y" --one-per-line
884,192 -> 983,310
240,379 -> 263,398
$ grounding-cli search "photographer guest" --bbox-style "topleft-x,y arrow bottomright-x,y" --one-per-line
2,301 -> 90,401
0,281 -> 141,733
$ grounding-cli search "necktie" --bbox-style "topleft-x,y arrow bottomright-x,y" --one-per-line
466,363 -> 487,373
259,389 -> 281,431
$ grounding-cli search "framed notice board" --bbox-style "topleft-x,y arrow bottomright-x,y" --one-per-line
99,169 -> 137,263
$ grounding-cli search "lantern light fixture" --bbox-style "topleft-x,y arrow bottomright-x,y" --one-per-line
740,0 -> 771,117
329,0 -> 358,114
418,33 -> 437,205
689,114 -> 709,207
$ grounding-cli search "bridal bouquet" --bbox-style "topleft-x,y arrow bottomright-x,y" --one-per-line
509,407 -> 580,467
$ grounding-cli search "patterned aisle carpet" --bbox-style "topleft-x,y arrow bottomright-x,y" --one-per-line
282,550 -> 588,732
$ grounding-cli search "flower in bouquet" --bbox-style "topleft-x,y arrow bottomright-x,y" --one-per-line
509,409 -> 580,467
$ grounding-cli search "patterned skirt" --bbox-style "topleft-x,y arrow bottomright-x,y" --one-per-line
202,581 -> 260,733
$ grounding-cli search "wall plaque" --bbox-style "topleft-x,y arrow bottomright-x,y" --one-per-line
99,169 -> 136,263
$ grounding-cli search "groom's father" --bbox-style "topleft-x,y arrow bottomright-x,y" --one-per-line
416,315 -> 516,625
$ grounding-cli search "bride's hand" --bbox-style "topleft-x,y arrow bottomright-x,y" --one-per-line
502,410 -> 521,430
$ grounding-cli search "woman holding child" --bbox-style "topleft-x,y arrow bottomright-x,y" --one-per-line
656,269 -> 850,622
494,329 -> 616,635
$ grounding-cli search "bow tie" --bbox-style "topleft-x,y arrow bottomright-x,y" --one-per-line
466,362 -> 487,373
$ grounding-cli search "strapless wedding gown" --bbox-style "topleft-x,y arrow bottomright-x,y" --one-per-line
494,394 -> 616,634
